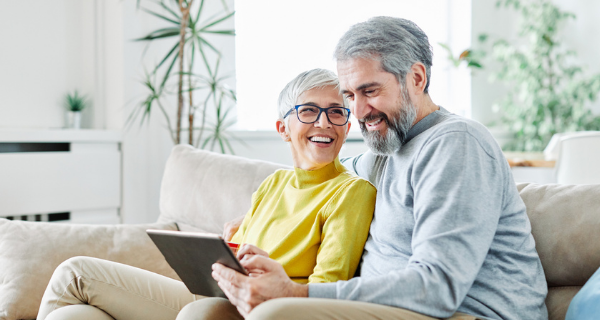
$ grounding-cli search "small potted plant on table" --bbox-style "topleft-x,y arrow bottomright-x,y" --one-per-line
65,90 -> 89,129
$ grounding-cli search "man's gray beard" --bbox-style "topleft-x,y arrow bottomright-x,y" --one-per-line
359,87 -> 417,155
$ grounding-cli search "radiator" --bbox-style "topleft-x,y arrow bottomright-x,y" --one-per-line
0,130 -> 122,224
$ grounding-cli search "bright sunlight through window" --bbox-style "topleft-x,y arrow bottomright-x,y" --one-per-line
234,0 -> 471,131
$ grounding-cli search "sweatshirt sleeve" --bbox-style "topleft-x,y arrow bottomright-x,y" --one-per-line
340,151 -> 379,182
308,179 -> 376,283
309,131 -> 505,318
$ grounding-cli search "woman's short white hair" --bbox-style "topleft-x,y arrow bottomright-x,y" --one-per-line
277,69 -> 345,122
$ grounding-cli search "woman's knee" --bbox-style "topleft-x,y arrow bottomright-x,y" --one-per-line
44,305 -> 114,320
50,256 -> 95,284
55,256 -> 98,274
177,298 -> 241,320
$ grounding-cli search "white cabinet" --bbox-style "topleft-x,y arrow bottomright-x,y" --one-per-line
0,130 -> 122,224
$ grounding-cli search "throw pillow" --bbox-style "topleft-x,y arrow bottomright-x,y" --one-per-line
0,219 -> 178,320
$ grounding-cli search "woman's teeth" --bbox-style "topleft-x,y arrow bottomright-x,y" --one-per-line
310,136 -> 332,143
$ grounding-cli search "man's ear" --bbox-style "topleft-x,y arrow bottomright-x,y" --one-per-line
276,119 -> 291,142
407,62 -> 428,95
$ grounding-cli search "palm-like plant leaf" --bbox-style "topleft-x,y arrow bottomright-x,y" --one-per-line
131,0 -> 236,149
159,1 -> 181,20
140,8 -> 180,25
135,27 -> 181,41
199,11 -> 235,31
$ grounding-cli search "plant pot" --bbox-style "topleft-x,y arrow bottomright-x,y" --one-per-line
66,111 -> 82,129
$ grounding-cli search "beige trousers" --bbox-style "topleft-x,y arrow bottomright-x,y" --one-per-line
38,256 -> 481,320
36,256 -> 242,320
180,296 -> 481,320
247,298 -> 480,320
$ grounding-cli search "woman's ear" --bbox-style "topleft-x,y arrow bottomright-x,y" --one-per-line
276,119 -> 291,142
343,121 -> 352,143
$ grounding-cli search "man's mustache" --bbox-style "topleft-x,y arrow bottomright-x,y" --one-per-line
359,112 -> 390,125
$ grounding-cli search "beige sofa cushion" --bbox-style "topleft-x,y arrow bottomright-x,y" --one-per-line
158,145 -> 289,233
0,219 -> 178,320
518,183 -> 600,287
545,286 -> 581,320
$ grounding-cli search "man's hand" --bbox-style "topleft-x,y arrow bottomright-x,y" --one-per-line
223,215 -> 245,241
236,243 -> 269,261
236,244 -> 269,277
212,255 -> 308,317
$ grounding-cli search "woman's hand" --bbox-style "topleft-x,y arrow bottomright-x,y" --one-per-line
222,215 -> 245,241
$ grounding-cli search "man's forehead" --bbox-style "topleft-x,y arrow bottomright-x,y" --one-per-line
337,58 -> 386,90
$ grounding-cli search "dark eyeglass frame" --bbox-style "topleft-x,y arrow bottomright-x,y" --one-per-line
283,104 -> 351,126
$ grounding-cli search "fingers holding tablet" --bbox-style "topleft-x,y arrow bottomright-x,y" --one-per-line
236,243 -> 269,260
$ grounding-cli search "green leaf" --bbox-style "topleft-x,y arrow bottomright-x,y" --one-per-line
159,1 -> 181,20
64,90 -> 90,112
160,50 -> 179,89
140,8 -> 180,25
153,41 -> 180,74
467,61 -> 483,68
199,11 -> 235,31
196,36 -> 221,55
201,30 -> 235,35
194,0 -> 206,25
135,28 -> 181,41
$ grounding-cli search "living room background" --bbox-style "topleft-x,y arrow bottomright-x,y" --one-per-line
0,0 -> 598,224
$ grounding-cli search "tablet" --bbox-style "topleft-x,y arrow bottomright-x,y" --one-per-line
146,229 -> 247,297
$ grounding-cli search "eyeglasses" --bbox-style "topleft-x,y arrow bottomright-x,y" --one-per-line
283,104 -> 351,126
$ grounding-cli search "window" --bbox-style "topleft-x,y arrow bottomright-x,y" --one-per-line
235,0 -> 471,130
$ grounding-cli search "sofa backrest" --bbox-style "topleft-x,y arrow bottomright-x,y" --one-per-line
517,183 -> 600,319
158,145 -> 289,233
158,147 -> 600,287
517,183 -> 600,288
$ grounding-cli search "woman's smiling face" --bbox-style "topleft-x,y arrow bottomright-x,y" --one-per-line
277,85 -> 351,171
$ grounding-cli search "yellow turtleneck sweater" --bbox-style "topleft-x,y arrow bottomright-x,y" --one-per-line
231,158 -> 376,284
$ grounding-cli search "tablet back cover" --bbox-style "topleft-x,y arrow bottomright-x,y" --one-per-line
147,230 -> 244,297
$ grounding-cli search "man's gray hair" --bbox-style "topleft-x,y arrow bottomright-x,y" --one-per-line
334,16 -> 433,93
277,69 -> 343,121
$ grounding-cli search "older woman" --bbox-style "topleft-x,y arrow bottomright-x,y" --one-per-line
36,69 -> 376,320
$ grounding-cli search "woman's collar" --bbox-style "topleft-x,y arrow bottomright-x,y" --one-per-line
293,157 -> 344,187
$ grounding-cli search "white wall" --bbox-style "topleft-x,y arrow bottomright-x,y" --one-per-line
0,1 -> 96,129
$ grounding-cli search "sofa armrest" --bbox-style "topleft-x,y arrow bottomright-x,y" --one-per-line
0,218 -> 179,320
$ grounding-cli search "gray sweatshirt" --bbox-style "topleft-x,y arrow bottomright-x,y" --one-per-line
308,107 -> 548,320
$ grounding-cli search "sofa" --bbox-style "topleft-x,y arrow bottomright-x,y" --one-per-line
1,144 -> 599,320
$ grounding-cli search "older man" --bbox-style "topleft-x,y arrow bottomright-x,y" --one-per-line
209,17 -> 548,320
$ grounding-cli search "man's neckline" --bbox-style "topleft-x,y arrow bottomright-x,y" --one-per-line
404,106 -> 448,143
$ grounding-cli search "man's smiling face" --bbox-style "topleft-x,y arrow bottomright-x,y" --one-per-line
337,57 -> 417,154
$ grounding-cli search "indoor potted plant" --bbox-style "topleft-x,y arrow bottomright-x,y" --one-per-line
129,0 -> 239,153
442,0 -> 600,152
65,90 -> 89,129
